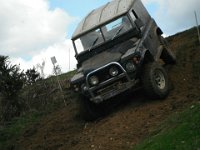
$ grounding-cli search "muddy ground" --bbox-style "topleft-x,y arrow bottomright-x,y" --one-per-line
16,28 -> 200,150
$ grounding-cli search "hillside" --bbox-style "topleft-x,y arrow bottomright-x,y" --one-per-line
7,27 -> 200,149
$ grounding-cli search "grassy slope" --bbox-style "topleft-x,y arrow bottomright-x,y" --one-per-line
0,71 -> 76,150
133,27 -> 200,150
133,103 -> 200,150
0,112 -> 41,150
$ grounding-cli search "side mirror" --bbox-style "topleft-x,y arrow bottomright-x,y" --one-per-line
135,18 -> 144,29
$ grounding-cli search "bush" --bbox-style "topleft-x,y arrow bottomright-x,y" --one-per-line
25,67 -> 41,85
0,56 -> 25,122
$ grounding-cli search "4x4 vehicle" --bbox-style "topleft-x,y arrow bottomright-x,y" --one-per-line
70,0 -> 176,120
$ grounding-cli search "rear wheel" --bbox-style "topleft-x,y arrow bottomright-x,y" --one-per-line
141,62 -> 170,99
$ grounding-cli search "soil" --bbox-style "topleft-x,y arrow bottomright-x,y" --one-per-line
16,28 -> 200,150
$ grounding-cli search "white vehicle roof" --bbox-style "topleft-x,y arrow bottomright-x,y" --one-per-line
72,0 -> 136,39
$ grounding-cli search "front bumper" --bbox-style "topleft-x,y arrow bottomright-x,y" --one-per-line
85,62 -> 137,103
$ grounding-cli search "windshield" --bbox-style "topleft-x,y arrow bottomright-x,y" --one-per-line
103,16 -> 132,40
74,15 -> 133,54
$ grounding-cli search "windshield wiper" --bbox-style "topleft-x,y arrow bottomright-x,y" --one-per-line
112,26 -> 124,40
88,37 -> 99,51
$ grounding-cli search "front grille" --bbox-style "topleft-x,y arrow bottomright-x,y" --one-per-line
86,62 -> 130,100
87,64 -> 124,86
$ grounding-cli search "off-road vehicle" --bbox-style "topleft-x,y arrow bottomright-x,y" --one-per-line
70,0 -> 176,120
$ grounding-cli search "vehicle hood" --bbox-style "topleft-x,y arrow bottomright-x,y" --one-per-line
81,51 -> 121,73
81,39 -> 137,73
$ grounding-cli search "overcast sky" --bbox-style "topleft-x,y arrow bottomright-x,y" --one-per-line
0,0 -> 200,77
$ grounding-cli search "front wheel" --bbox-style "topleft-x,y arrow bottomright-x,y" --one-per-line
141,62 -> 170,99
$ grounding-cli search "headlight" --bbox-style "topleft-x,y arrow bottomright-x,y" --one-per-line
109,66 -> 119,77
89,76 -> 99,86
126,61 -> 136,72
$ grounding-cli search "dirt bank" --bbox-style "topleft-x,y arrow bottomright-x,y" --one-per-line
16,28 -> 200,150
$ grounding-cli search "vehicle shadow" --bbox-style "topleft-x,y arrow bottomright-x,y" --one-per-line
98,89 -> 150,119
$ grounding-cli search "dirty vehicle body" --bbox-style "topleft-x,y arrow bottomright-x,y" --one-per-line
70,0 -> 176,120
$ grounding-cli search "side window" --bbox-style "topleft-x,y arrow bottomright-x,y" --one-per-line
129,10 -> 137,22
130,9 -> 144,29
75,38 -> 84,53
132,10 -> 138,19
103,16 -> 133,40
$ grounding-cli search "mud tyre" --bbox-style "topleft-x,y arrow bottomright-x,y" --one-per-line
141,62 -> 170,99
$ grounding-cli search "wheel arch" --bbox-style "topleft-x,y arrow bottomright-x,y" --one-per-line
142,50 -> 155,64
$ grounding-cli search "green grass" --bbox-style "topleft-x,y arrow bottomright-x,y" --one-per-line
133,103 -> 200,150
0,112 -> 42,150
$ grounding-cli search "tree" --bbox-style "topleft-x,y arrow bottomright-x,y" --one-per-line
36,60 -> 45,78
0,55 -> 25,122
25,67 -> 41,85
